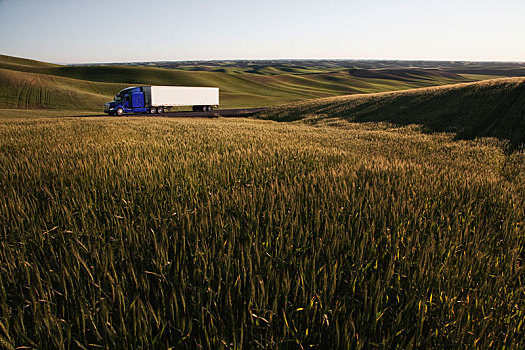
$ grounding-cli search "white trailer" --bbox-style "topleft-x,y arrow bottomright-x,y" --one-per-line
149,86 -> 219,112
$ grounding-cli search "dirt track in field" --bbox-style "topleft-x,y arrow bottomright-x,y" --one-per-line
64,108 -> 267,118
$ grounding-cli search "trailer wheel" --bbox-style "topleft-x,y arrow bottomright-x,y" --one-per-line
150,107 -> 157,114
157,107 -> 163,114
116,108 -> 123,116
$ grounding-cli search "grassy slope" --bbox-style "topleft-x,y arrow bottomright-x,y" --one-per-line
0,54 -> 479,110
0,54 -> 58,68
0,68 -> 126,109
259,77 -> 525,147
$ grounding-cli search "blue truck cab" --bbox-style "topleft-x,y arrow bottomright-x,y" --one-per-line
104,86 -> 152,116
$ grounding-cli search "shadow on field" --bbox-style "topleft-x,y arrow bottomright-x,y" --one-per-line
258,78 -> 525,149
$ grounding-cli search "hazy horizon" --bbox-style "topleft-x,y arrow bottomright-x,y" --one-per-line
1,0 -> 524,64
11,56 -> 525,66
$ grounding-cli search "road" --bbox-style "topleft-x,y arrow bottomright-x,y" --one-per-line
65,108 -> 267,118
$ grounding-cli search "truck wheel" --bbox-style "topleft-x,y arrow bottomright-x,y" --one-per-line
150,107 -> 157,114
157,107 -> 163,114
208,106 -> 213,111
116,108 -> 123,116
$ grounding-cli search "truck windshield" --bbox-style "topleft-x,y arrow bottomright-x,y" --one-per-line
114,96 -> 122,101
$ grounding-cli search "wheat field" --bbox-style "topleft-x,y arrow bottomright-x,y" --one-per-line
0,114 -> 524,348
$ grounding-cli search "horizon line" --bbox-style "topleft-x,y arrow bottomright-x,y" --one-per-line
2,53 -> 525,65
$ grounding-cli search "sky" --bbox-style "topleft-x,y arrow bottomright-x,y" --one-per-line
0,0 -> 524,64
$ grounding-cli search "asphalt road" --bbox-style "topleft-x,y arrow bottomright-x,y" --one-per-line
65,108 -> 267,118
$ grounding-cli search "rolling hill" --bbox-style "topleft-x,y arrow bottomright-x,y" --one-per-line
0,67 -> 126,110
0,54 -> 58,68
0,54 -> 490,111
258,77 -> 525,147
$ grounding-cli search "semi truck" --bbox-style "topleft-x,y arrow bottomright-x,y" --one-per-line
104,86 -> 219,115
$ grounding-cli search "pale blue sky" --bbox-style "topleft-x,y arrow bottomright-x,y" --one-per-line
0,0 -> 524,63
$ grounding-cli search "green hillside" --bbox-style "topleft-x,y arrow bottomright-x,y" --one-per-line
259,77 -> 525,147
0,54 -> 58,68
0,68 -> 126,109
0,54 -> 485,111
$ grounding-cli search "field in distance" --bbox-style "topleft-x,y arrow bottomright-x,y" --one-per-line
2,54 -> 525,112
1,76 -> 524,347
